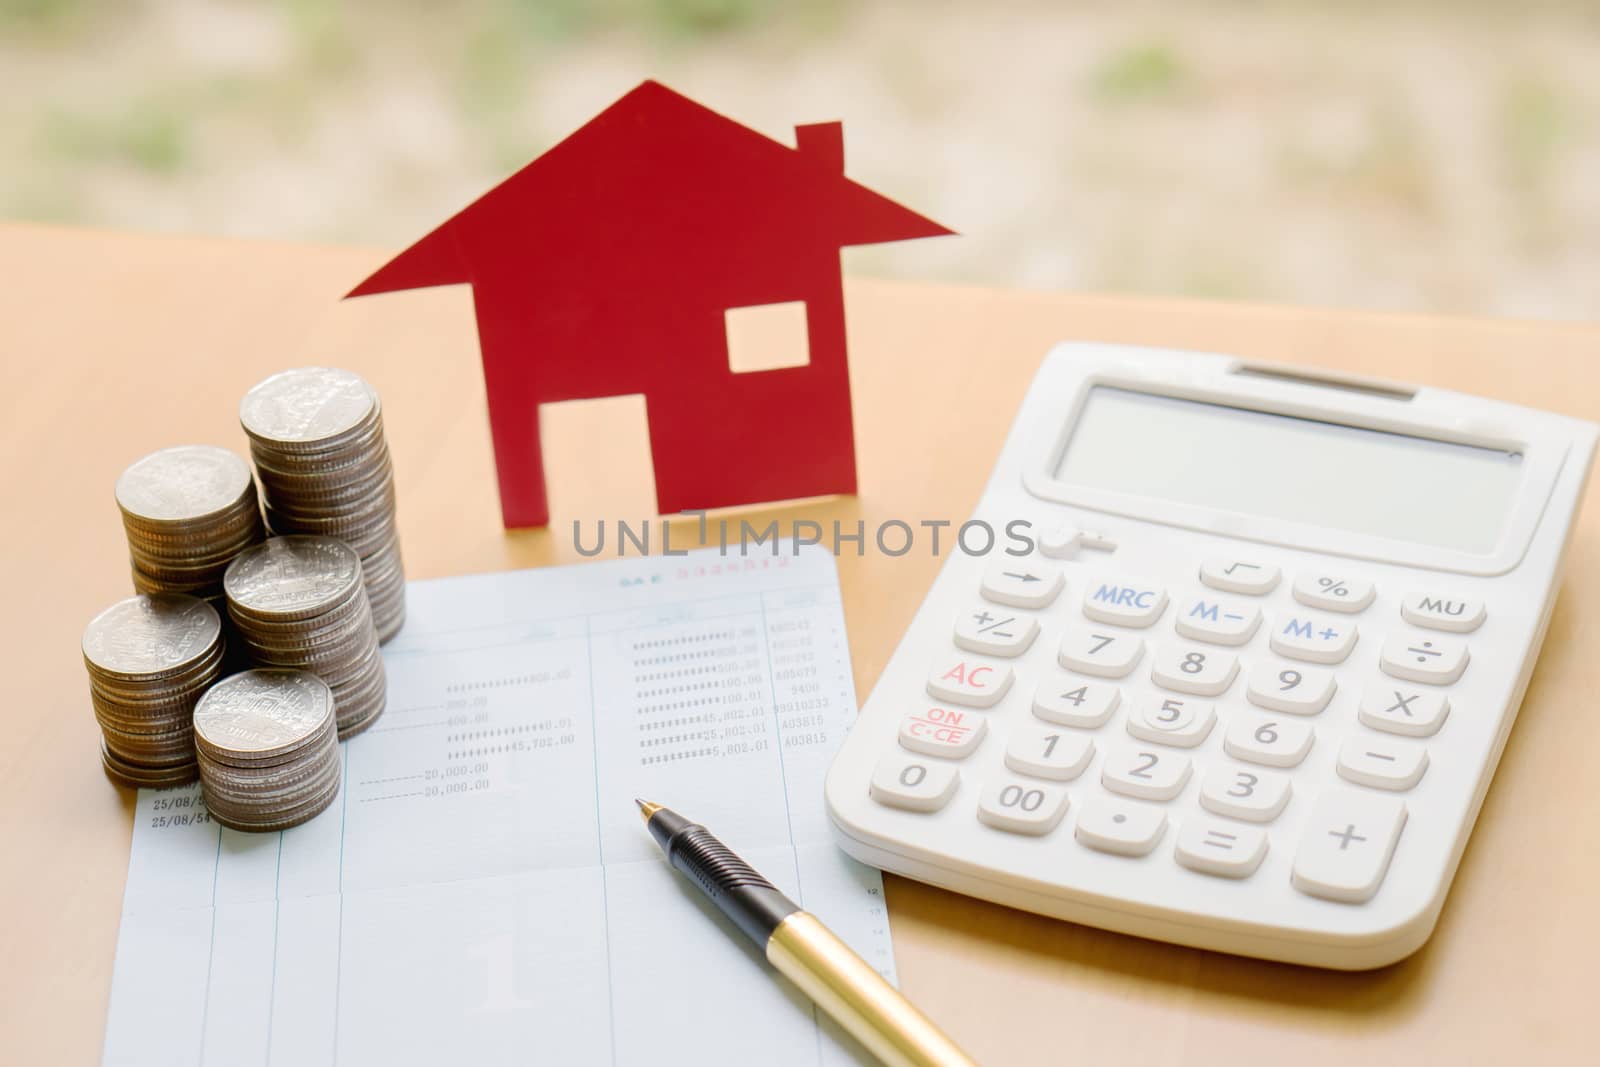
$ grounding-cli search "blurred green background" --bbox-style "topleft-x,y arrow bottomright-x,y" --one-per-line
6,0 -> 1597,319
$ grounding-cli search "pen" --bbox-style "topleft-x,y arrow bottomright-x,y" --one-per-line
635,799 -> 979,1067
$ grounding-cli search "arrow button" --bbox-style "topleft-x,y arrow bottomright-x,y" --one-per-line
980,558 -> 1064,609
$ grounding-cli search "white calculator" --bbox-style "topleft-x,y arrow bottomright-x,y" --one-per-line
825,343 -> 1597,969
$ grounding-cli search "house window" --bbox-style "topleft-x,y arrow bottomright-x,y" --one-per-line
724,301 -> 811,373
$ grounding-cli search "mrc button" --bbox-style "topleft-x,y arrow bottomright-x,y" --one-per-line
1081,577 -> 1168,628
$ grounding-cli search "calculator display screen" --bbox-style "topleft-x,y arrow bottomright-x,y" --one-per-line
1054,387 -> 1523,554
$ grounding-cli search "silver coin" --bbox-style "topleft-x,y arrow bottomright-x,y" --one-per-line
240,368 -> 377,448
225,536 -> 363,619
83,594 -> 222,680
115,446 -> 255,524
193,669 -> 334,759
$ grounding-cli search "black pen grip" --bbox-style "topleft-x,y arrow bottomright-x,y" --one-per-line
649,808 -> 801,945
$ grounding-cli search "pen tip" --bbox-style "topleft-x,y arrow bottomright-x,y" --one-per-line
635,797 -> 664,822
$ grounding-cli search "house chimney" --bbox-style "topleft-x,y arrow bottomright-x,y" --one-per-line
794,121 -> 844,172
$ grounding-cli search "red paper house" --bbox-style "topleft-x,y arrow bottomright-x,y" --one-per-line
348,79 -> 951,528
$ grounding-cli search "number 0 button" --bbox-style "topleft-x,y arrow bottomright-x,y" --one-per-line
869,755 -> 959,812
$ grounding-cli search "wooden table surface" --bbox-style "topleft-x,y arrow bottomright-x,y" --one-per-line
2,223 -> 1597,1066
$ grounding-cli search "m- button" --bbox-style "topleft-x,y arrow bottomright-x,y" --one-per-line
1082,577 -> 1168,628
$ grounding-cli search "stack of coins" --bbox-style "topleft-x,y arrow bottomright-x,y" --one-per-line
224,535 -> 386,738
194,670 -> 342,832
240,367 -> 406,643
116,445 -> 266,600
82,594 -> 225,789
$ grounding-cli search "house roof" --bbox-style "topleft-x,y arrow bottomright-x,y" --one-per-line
347,79 -> 953,298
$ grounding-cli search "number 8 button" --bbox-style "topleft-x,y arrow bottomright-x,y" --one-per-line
1151,645 -> 1238,696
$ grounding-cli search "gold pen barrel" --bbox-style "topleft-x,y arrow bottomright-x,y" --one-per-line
766,912 -> 979,1067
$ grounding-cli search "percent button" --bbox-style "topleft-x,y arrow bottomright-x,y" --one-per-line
1293,573 -> 1375,614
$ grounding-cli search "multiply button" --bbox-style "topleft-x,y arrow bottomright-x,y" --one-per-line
1269,613 -> 1358,664
927,658 -> 1013,708
1401,592 -> 1485,634
980,558 -> 1064,609
1292,788 -> 1407,903
1199,558 -> 1281,595
1380,632 -> 1469,685
897,706 -> 988,759
954,605 -> 1039,658
1082,577 -> 1168,628
1292,573 -> 1376,613
1359,685 -> 1450,738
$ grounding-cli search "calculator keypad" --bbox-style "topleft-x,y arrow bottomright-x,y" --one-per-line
1150,645 -> 1238,695
1291,572 -> 1376,613
979,559 -> 1064,609
1125,695 -> 1216,748
1081,578 -> 1168,628
1245,661 -> 1336,714
954,606 -> 1040,657
872,548 -> 1485,912
1102,745 -> 1192,801
1074,797 -> 1168,856
1199,558 -> 1280,595
1336,737 -> 1429,791
1379,632 -> 1470,684
977,780 -> 1070,835
869,755 -> 960,812
1400,592 -> 1485,633
1268,613 -> 1358,664
1175,818 -> 1269,878
926,657 -> 1012,707
1199,766 -> 1292,823
1358,684 -> 1450,738
1291,789 -> 1407,904
898,706 -> 988,759
1032,676 -> 1120,727
1223,715 -> 1315,768
1004,723 -> 1094,780
1173,596 -> 1261,645
1057,626 -> 1144,678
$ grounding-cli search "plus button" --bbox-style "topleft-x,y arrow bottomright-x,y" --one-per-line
1328,823 -> 1367,850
